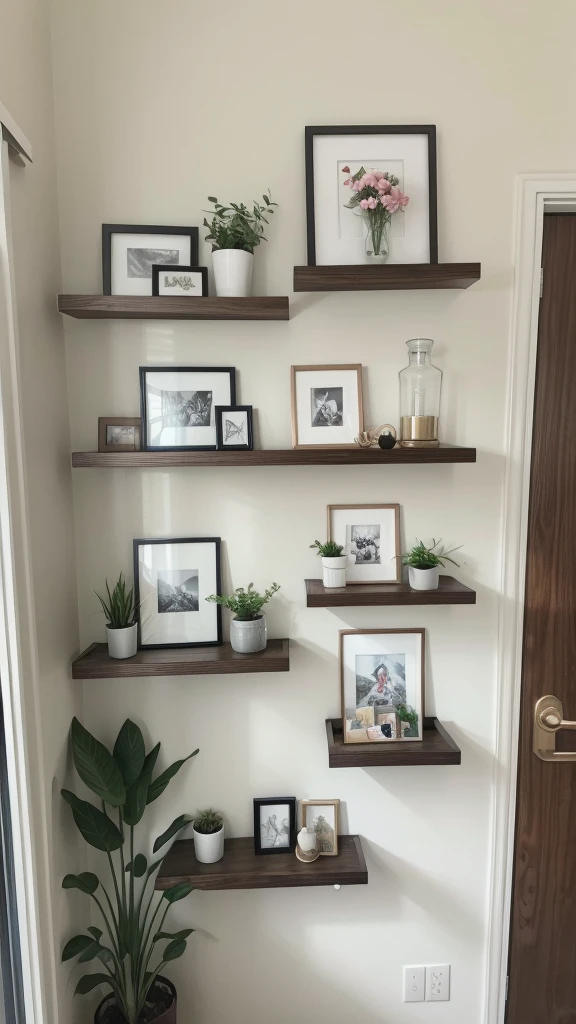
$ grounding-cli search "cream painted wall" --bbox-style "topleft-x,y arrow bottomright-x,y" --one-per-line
0,0 -> 80,1020
48,0 -> 576,1022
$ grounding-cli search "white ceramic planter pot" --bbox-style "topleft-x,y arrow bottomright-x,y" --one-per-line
408,566 -> 440,591
106,623 -> 137,659
212,249 -> 253,297
230,614 -> 267,654
296,826 -> 319,863
193,824 -> 224,864
322,556 -> 347,589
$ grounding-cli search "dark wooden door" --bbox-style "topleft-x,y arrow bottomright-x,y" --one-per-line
507,213 -> 576,1022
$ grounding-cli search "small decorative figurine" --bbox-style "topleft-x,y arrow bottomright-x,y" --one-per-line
295,826 -> 319,863
377,426 -> 397,449
354,423 -> 397,449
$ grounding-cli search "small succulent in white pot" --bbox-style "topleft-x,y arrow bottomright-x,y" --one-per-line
95,572 -> 137,659
206,583 -> 280,653
192,809 -> 224,864
203,192 -> 277,297
402,539 -> 462,591
311,540 -> 347,589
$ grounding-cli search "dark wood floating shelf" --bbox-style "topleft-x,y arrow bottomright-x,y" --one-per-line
306,575 -> 476,607
155,835 -> 367,890
293,263 -> 481,292
72,444 -> 476,468
326,718 -> 461,768
57,294 -> 290,321
71,639 -> 290,679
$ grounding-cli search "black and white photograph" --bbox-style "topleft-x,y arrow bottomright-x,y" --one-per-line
305,125 -> 437,265
215,405 -> 253,451
253,797 -> 296,855
98,417 -> 141,453
102,225 -> 199,295
291,365 -> 363,449
108,425 -> 137,446
300,799 -> 340,856
140,367 -> 235,450
340,629 -> 424,744
134,537 -> 221,648
311,387 -> 343,427
152,265 -> 208,297
328,504 -> 401,584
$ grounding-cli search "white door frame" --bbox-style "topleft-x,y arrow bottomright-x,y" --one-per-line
486,174 -> 576,1024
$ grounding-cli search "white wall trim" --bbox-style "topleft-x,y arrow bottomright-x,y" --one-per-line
0,102 -> 32,162
486,174 -> 576,1024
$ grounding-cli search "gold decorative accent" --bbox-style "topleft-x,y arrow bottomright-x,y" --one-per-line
400,415 -> 438,446
354,423 -> 397,448
533,694 -> 576,761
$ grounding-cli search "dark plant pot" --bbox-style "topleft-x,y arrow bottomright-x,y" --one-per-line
94,976 -> 176,1024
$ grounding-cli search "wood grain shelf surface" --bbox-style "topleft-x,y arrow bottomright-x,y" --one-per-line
305,575 -> 476,607
58,294 -> 290,321
71,639 -> 290,679
326,718 -> 461,768
71,444 -> 476,468
155,835 -> 367,890
293,263 -> 481,292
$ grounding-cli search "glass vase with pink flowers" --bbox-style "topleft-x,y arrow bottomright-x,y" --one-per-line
342,166 -> 409,262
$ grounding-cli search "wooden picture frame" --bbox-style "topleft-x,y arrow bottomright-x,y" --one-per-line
339,628 -> 425,744
102,224 -> 199,295
290,364 -> 364,449
98,417 -> 141,453
253,797 -> 297,856
327,504 -> 401,584
300,799 -> 340,856
152,264 -> 208,297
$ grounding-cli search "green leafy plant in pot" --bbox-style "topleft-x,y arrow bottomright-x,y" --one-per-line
192,809 -> 224,865
310,539 -> 347,590
206,582 -> 280,654
96,572 -> 137,660
203,192 -> 277,297
402,538 -> 462,592
61,717 -> 198,1024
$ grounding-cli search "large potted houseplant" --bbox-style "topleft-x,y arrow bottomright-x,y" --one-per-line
402,538 -> 462,591
96,572 -> 137,660
310,540 -> 347,589
203,192 -> 277,297
61,717 -> 198,1023
206,582 -> 280,653
192,809 -> 224,865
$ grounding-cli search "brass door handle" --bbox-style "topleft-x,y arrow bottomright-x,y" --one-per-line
534,695 -> 576,761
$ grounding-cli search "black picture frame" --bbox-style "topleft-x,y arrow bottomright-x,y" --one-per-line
253,797 -> 297,856
151,265 -> 208,297
139,366 -> 236,452
304,125 -> 438,266
215,405 -> 254,451
102,224 -> 199,295
133,536 -> 222,650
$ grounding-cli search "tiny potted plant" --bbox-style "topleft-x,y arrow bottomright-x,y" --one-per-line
206,582 -> 280,654
192,809 -> 224,865
203,192 -> 277,297
397,703 -> 419,738
95,571 -> 137,659
402,539 -> 462,591
311,540 -> 347,589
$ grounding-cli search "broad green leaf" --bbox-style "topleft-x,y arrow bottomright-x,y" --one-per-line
163,938 -> 187,961
62,934 -> 93,962
153,928 -> 194,942
113,719 -> 145,787
97,948 -> 114,965
61,790 -> 124,853
132,854 -> 147,878
142,742 -> 161,777
122,770 -> 151,826
62,872 -> 99,894
70,718 -> 126,807
162,882 -> 195,904
207,196 -> 218,203
147,750 -> 199,805
153,814 -> 192,853
87,927 -> 102,942
74,974 -> 111,996
78,941 -> 101,963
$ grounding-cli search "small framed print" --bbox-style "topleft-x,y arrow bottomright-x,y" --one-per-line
300,799 -> 340,856
98,417 -> 141,453
140,366 -> 236,451
305,125 -> 438,266
291,364 -> 364,449
133,537 -> 222,649
254,797 -> 296,855
215,406 -> 253,451
152,265 -> 208,297
328,504 -> 401,584
340,629 -> 424,744
102,224 -> 199,296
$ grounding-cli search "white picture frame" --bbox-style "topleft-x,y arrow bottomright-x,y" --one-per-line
328,504 -> 401,584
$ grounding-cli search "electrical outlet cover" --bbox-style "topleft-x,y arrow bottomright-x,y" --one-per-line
426,963 -> 451,1001
403,965 -> 425,1002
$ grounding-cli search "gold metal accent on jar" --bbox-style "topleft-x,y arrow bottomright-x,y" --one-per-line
400,416 -> 439,447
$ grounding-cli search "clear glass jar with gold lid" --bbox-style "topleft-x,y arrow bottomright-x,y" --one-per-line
399,338 -> 442,447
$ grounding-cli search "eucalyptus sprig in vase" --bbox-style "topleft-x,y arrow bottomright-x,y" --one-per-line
203,192 -> 277,297
206,582 -> 280,653
342,166 -> 409,262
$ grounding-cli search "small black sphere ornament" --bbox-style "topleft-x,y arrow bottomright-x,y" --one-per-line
378,426 -> 397,450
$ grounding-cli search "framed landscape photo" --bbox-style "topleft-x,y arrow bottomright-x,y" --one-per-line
215,405 -> 253,451
152,265 -> 208,297
98,417 -> 141,453
102,225 -> 199,296
133,537 -> 221,649
305,125 -> 438,266
328,504 -> 401,584
340,628 -> 424,744
254,797 -> 296,856
300,799 -> 340,856
291,364 -> 364,449
140,366 -> 236,451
